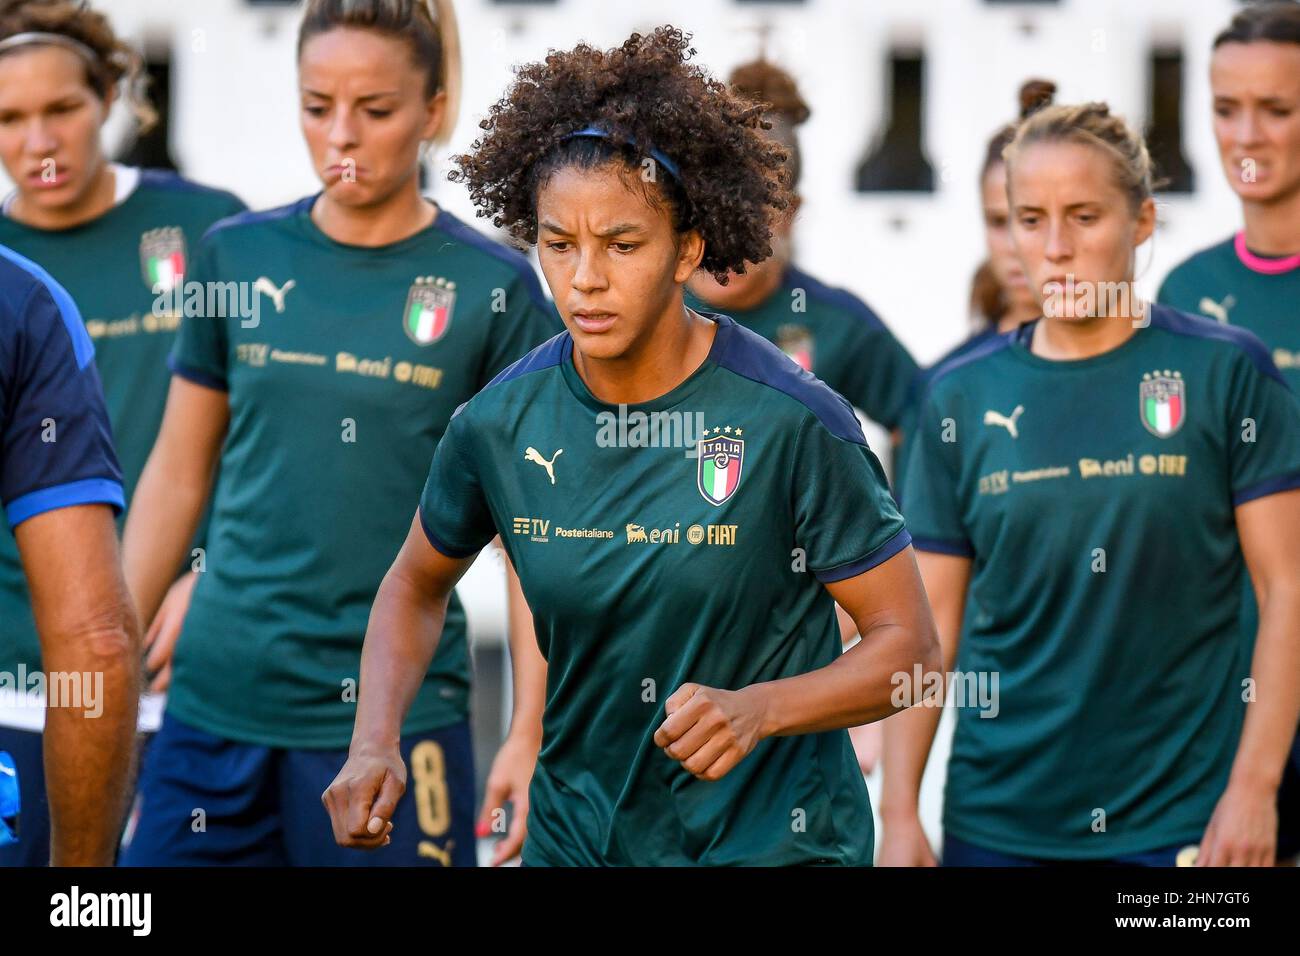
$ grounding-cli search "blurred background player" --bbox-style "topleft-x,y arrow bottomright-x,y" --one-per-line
324,25 -> 939,866
685,57 -> 921,774
686,57 -> 918,463
942,79 -> 1058,368
883,100 -> 1300,866
119,0 -> 554,866
0,0 -> 241,867
0,244 -> 138,866
1157,0 -> 1300,865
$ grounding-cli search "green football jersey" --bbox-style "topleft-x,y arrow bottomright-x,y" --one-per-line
419,311 -> 910,865
0,168 -> 243,683
167,197 -> 560,748
1158,232 -> 1300,650
1158,232 -> 1300,393
685,266 -> 919,431
903,304 -> 1300,858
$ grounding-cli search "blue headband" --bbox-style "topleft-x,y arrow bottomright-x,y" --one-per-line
563,125 -> 681,180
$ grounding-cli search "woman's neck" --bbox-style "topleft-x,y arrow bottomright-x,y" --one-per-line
1031,309 -> 1141,361
12,159 -> 116,230
575,303 -> 716,406
1241,186 -> 1300,256
311,180 -> 436,247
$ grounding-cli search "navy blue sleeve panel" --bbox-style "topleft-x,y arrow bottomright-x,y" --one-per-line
0,246 -> 124,528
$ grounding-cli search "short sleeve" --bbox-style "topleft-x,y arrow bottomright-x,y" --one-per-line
1227,350 -> 1300,505
900,388 -> 972,557
476,270 -> 563,388
791,415 -> 910,583
834,316 -> 921,431
417,409 -> 498,558
1,277 -> 124,528
167,235 -> 229,390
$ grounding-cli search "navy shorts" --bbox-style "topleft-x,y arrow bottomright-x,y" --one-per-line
120,712 -> 476,867
942,833 -> 1195,867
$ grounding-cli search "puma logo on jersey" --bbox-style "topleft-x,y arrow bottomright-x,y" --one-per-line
0,763 -> 14,776
417,840 -> 453,866
984,405 -> 1024,438
254,277 -> 296,313
1198,295 -> 1235,324
524,447 -> 562,484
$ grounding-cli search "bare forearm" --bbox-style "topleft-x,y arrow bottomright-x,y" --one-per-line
880,697 -> 944,821
504,553 -> 545,745
351,567 -> 450,752
40,614 -> 140,865
1232,586 -> 1300,790
755,623 -> 934,737
122,458 -> 211,625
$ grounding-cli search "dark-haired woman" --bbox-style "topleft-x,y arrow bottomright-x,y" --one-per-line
0,0 -> 243,867
323,26 -> 939,867
1158,0 -> 1300,864
883,99 -> 1300,867
119,0 -> 557,866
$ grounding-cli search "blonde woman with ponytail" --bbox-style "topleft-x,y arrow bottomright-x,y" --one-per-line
0,0 -> 244,868
884,101 -> 1300,867
120,0 -> 558,866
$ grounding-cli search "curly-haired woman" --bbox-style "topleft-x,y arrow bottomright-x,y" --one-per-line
323,25 -> 940,867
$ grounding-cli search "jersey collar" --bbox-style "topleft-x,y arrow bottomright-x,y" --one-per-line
1234,230 -> 1300,275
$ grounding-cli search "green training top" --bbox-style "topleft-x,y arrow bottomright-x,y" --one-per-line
0,168 -> 243,683
1159,232 -> 1300,650
903,305 -> 1300,858
167,196 -> 559,748
419,311 -> 910,865
685,265 -> 919,431
1158,231 -> 1300,393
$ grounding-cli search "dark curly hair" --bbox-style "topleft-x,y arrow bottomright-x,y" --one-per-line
449,26 -> 792,282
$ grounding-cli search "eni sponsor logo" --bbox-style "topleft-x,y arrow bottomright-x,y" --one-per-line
686,523 -> 738,545
84,312 -> 180,339
336,352 -> 443,390
1274,348 -> 1300,370
625,522 -> 680,544
1079,453 -> 1187,479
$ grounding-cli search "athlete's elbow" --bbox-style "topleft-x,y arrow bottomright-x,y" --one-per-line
895,614 -> 941,692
